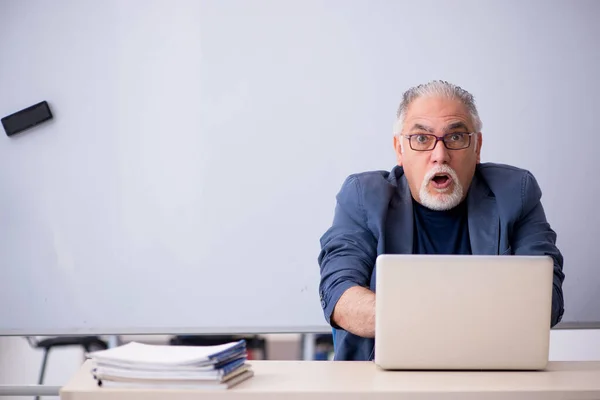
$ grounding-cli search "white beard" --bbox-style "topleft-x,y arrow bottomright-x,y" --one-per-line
418,165 -> 464,211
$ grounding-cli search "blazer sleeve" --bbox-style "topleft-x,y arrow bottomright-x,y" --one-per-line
512,171 -> 565,327
318,175 -> 377,328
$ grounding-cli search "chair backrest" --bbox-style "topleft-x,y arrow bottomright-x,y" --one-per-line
331,328 -> 336,350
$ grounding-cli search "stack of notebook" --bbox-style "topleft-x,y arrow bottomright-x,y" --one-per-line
86,339 -> 253,389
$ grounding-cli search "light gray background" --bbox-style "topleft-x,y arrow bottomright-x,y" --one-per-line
0,0 -> 598,335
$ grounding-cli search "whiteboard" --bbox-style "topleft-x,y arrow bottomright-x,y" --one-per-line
1,0 -> 598,335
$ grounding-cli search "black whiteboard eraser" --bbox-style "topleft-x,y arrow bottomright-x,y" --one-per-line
1,101 -> 53,137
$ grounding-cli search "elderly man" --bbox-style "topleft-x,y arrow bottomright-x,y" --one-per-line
318,80 -> 565,361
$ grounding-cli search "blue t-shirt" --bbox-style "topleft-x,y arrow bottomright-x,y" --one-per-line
412,198 -> 472,255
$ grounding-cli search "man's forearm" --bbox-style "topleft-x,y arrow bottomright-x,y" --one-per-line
331,286 -> 376,338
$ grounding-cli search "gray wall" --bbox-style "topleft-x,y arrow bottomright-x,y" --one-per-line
0,0 -> 598,334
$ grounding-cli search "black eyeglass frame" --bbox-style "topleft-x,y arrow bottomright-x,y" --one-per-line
401,132 -> 476,151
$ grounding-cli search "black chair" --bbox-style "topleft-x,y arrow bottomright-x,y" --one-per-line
26,336 -> 108,400
169,335 -> 268,360
314,334 -> 334,360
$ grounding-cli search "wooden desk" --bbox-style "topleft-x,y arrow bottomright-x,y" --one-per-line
60,360 -> 600,400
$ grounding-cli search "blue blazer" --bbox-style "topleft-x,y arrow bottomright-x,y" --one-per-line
318,163 -> 565,361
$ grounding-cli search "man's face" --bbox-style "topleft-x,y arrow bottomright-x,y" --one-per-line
393,96 -> 482,210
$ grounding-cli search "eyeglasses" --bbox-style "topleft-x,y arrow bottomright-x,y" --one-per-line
402,132 -> 475,151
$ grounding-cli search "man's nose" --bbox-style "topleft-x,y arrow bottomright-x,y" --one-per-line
431,139 -> 450,164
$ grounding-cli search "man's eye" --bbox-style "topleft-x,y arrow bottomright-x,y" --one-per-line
448,133 -> 464,141
416,135 -> 429,143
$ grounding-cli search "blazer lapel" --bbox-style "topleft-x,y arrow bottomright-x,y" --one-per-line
386,168 -> 499,255
386,174 -> 414,254
467,173 -> 500,255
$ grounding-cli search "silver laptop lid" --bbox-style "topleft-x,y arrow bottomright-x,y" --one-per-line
374,255 -> 553,370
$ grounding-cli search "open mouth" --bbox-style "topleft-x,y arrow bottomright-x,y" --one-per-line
431,173 -> 452,190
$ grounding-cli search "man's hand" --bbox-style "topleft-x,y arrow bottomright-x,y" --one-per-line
331,286 -> 376,338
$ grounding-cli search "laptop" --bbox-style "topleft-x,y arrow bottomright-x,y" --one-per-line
374,254 -> 554,370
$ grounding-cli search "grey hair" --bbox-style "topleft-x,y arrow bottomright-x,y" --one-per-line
393,80 -> 482,136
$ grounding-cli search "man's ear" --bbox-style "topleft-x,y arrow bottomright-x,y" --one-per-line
393,135 -> 403,166
475,132 -> 483,163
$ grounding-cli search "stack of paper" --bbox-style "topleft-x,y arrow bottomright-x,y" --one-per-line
86,340 -> 253,389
